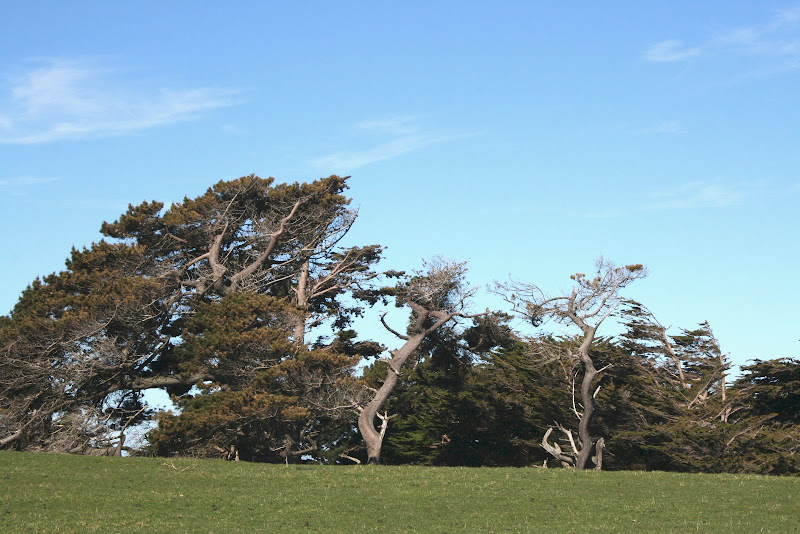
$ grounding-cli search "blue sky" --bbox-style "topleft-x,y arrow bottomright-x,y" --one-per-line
1,2 -> 798,370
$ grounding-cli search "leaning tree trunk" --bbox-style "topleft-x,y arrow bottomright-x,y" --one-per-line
358,331 -> 427,464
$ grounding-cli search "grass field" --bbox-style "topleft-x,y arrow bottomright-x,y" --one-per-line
1,451 -> 798,533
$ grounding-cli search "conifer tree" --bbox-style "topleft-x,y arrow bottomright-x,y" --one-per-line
1,175 -> 386,457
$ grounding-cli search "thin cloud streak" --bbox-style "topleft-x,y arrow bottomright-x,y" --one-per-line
646,182 -> 745,210
0,60 -> 240,144
643,40 -> 701,62
313,133 -> 462,172
643,6 -> 800,64
574,181 -> 758,219
313,118 -> 478,172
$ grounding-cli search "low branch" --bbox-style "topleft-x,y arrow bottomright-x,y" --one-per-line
571,378 -> 582,420
557,423 -> 580,456
542,427 -> 576,467
287,434 -> 318,457
339,454 -> 362,465
106,372 -> 214,394
0,408 -> 41,448
380,313 -> 408,340
0,429 -> 22,448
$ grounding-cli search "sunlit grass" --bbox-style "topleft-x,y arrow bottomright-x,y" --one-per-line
1,451 -> 798,533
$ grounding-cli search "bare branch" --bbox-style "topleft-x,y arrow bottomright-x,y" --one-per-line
380,313 -> 409,340
228,197 -> 305,292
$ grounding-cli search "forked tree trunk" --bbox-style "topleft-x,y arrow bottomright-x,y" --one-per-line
542,332 -> 607,470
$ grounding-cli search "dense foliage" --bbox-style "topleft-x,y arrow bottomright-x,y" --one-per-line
1,174 -> 797,474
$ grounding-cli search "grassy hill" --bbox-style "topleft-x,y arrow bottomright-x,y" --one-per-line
1,451 -> 798,533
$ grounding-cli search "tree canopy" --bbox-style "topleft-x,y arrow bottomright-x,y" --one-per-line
1,174 -> 797,475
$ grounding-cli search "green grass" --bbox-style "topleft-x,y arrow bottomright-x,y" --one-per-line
1,451 -> 798,533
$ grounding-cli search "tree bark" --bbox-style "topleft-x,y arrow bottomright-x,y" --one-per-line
293,260 -> 310,347
660,327 -> 688,388
541,427 -> 577,467
0,429 -> 22,448
357,301 -> 462,465
358,331 -> 427,464
104,372 -> 213,394
576,327 -> 598,470
592,437 -> 605,470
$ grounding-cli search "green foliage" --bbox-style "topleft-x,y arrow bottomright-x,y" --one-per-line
0,240 -> 167,453
2,174 -> 797,475
1,174 -> 386,460
446,342 -> 567,466
738,358 -> 800,424
603,319 -> 799,475
147,295 -> 370,461
377,317 -> 554,467
174,293 -> 296,378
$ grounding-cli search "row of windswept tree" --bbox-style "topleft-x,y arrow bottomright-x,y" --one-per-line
1,175 -> 797,474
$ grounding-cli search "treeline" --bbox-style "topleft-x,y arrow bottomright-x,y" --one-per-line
1,175 -> 797,474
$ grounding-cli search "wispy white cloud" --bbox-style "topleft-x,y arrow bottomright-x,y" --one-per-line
0,59 -> 240,144
713,7 -> 800,56
643,6 -> 800,68
647,182 -> 745,210
716,28 -> 800,55
312,117 -> 477,172
643,40 -> 702,62
575,181 -> 756,218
